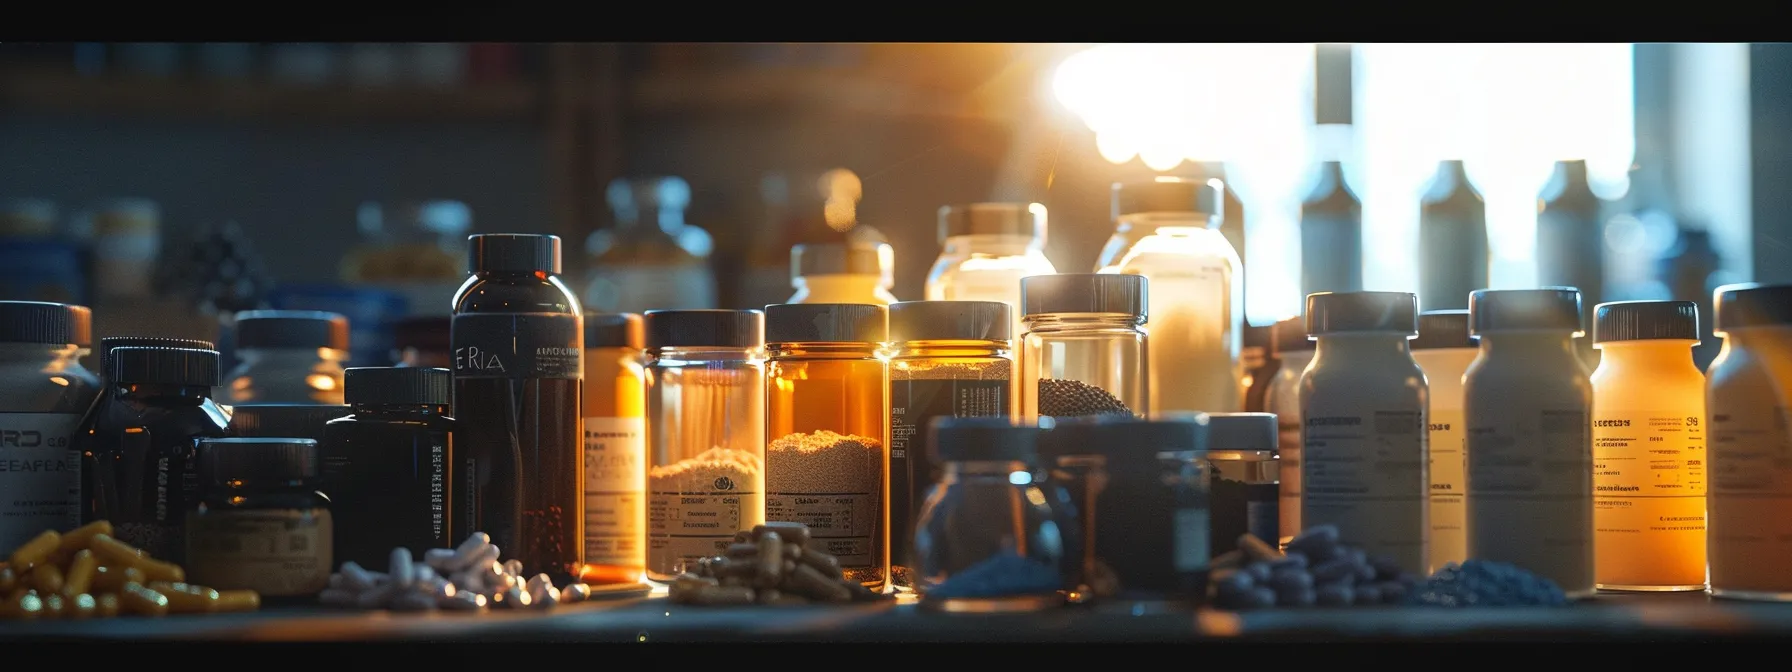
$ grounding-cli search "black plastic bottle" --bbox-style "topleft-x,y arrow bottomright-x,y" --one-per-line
321,366 -> 456,570
1418,160 -> 1489,311
1300,160 -> 1363,297
451,234 -> 584,582
81,346 -> 230,563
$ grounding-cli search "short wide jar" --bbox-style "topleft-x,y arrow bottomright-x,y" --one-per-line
185,437 -> 333,601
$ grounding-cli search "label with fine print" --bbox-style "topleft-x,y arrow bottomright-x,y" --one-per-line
584,416 -> 645,568
1302,410 -> 1427,573
1428,408 -> 1467,570
0,412 -> 83,555
185,508 -> 333,596
889,376 -> 1009,574
451,313 -> 583,380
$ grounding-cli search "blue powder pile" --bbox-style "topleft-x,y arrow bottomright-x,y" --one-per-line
925,552 -> 1064,599
1405,560 -> 1568,607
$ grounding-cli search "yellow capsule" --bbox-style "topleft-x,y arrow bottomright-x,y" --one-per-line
137,559 -> 184,583
58,521 -> 113,555
92,565 -> 146,593
62,550 -> 97,597
213,590 -> 260,613
65,593 -> 96,620
41,593 -> 66,619
88,534 -> 146,568
7,530 -> 60,572
0,567 -> 15,594
149,582 -> 218,614
30,564 -> 64,595
95,592 -> 120,618
120,582 -> 169,617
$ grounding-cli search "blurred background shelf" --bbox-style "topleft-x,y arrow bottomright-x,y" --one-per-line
626,67 -> 1017,122
0,66 -> 543,123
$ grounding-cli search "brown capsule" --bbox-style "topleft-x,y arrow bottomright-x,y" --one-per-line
95,592 -> 120,618
733,529 -> 753,544
797,547 -> 844,579
689,584 -> 756,606
149,582 -> 219,614
783,543 -> 802,561
120,582 -> 170,617
724,543 -> 759,559
62,550 -> 98,597
213,590 -> 260,613
720,575 -> 747,588
136,560 -> 185,583
755,531 -> 785,588
30,564 -> 64,595
694,556 -> 718,578
782,559 -> 796,576
784,563 -> 852,603
7,530 -> 60,572
87,534 -> 146,568
1238,534 -> 1283,562
91,565 -> 145,593
756,522 -> 811,549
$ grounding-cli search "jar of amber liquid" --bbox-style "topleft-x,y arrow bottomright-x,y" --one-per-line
579,313 -> 648,586
763,303 -> 890,591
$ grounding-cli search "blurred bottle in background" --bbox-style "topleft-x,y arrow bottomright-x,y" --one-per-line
268,43 -> 339,86
925,202 -> 1055,339
1299,160 -> 1363,297
789,241 -> 898,305
268,284 -> 409,368
739,173 -> 801,310
341,200 -> 470,315
0,199 -> 86,305
1656,225 -> 1724,369
195,43 -> 256,80
585,176 -> 717,313
157,220 -> 276,367
1537,159 -> 1609,366
1418,160 -> 1488,311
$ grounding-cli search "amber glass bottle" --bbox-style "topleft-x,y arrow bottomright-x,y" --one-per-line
578,313 -> 647,586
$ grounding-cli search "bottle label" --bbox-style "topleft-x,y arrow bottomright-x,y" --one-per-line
451,313 -> 582,380
184,508 -> 333,596
1302,410 -> 1427,573
1427,407 -> 1467,571
587,266 -> 717,314
1592,409 -> 1708,587
648,458 -> 762,575
889,375 -> 1009,574
765,431 -> 883,569
584,416 -> 645,569
1173,507 -> 1211,572
0,412 -> 83,555
1708,390 -> 1792,591
1465,407 -> 1593,592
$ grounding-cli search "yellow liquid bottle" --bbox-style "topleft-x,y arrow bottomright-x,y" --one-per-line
1590,300 -> 1707,591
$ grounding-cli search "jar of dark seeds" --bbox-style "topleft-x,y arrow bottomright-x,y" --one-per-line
1017,273 -> 1148,421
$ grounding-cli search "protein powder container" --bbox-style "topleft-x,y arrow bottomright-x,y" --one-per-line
0,301 -> 102,556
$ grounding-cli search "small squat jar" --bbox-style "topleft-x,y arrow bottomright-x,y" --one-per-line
185,437 -> 334,602
1707,283 -> 1792,601
763,303 -> 890,591
913,417 -> 1066,612
224,309 -> 351,404
643,309 -> 767,582
1018,273 -> 1149,421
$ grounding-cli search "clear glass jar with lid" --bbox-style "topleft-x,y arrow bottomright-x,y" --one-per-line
925,203 -> 1057,339
912,416 -> 1066,612
789,241 -> 897,305
224,309 -> 351,405
1018,273 -> 1148,421
1097,177 -> 1243,416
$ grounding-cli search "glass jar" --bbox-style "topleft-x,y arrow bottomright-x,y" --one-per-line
185,437 -> 333,602
0,302 -> 101,556
1097,178 -> 1243,415
585,177 -> 718,313
887,300 -> 1015,592
1203,413 -> 1279,558
913,417 -> 1066,612
224,309 -> 351,404
579,313 -> 647,586
642,309 -> 766,582
1018,273 -> 1148,421
763,303 -> 889,591
1707,283 -> 1792,601
789,241 -> 897,305
925,203 -> 1057,339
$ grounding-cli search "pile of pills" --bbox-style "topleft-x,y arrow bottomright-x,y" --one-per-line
319,532 -> 594,612
1210,525 -> 1422,610
1406,560 -> 1568,607
1,521 -> 260,620
669,522 -> 888,606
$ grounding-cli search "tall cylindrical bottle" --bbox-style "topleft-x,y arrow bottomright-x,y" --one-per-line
887,300 -> 1014,592
1590,300 -> 1707,591
1418,160 -> 1488,311
1464,288 -> 1594,597
642,309 -> 765,581
1299,160 -> 1363,297
1265,315 -> 1314,546
450,233 -> 585,583
1706,283 -> 1792,600
1299,291 -> 1428,575
763,303 -> 889,591
1019,273 -> 1149,421
1098,178 -> 1242,414
579,313 -> 646,586
925,203 -> 1057,340
1538,160 -> 1607,368
1410,309 -> 1476,573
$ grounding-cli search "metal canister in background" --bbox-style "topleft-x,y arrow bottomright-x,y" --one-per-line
1203,413 -> 1279,557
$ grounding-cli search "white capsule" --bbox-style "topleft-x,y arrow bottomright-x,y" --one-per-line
481,560 -> 506,584
319,588 -> 359,607
356,585 -> 397,609
503,559 -> 523,578
390,591 -> 437,612
456,532 -> 491,556
327,573 -> 348,590
453,543 -> 499,574
441,590 -> 485,611
340,562 -> 378,591
559,583 -> 591,604
414,562 -> 439,583
526,573 -> 553,597
390,548 -> 416,586
534,586 -> 560,610
422,575 -> 454,599
423,548 -> 460,571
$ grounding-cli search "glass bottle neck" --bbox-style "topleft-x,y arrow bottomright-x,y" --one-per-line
1117,212 -> 1221,234
942,234 -> 1041,258
766,342 -> 880,360
1023,314 -> 1144,333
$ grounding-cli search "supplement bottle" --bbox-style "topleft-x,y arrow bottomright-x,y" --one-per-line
1018,273 -> 1148,421
451,233 -> 585,583
579,312 -> 647,586
1589,300 -> 1707,591
1464,288 -> 1594,598
1097,177 -> 1243,415
1416,159 -> 1487,312
887,300 -> 1013,592
1205,412 -> 1279,557
226,403 -> 350,443
1706,283 -> 1792,600
763,303 -> 889,591
320,366 -> 455,571
223,309 -> 351,404
0,301 -> 101,555
925,203 -> 1057,340
788,241 -> 899,305
1087,415 -> 1212,602
1411,309 -> 1476,573
185,437 -> 332,602
1299,291 -> 1429,575
1264,315 -> 1314,545
913,417 -> 1065,611
82,346 -> 230,562
642,309 -> 765,582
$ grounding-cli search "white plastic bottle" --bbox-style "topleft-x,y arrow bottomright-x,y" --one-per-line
788,241 -> 899,305
925,203 -> 1057,341
1464,288 -> 1594,598
1299,291 -> 1429,575
1410,309 -> 1477,573
1706,283 -> 1792,601
1097,177 -> 1243,415
1264,315 -> 1314,546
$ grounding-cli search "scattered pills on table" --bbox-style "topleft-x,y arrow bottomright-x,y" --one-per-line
0,521 -> 257,621
668,523 -> 889,607
1210,525 -> 1422,611
320,531 -> 596,613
